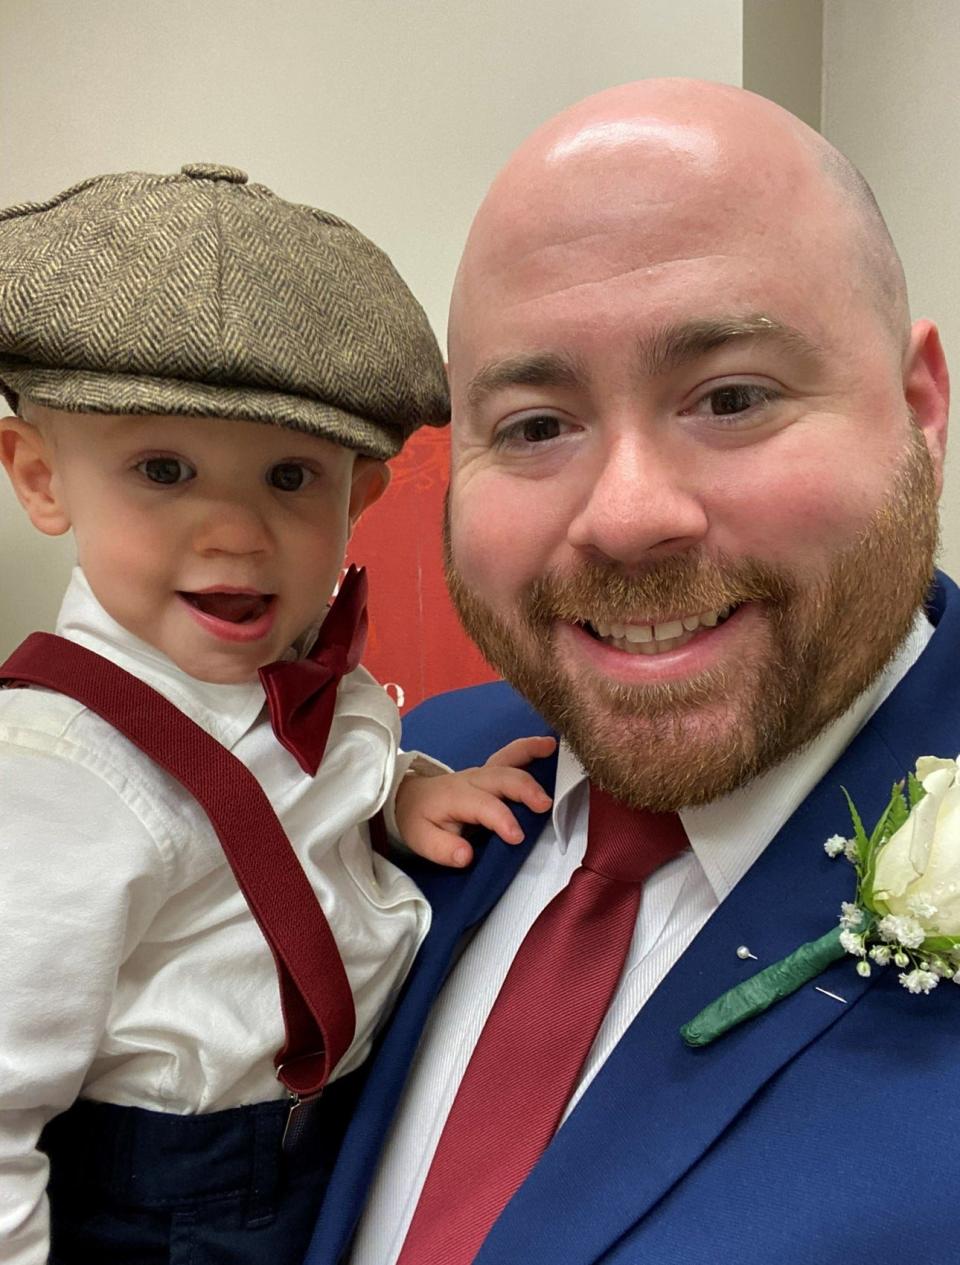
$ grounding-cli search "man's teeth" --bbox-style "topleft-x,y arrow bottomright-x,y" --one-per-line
591,606 -> 734,654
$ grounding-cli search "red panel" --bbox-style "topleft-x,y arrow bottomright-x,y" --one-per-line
345,426 -> 498,713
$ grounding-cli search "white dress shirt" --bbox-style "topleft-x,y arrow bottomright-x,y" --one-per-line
0,568 -> 431,1264
350,611 -> 933,1265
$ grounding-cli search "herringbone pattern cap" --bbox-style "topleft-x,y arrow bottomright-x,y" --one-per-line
0,162 -> 449,458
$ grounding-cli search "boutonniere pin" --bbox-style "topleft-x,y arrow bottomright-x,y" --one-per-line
681,756 -> 960,1047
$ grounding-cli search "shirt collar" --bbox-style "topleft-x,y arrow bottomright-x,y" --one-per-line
55,567 -> 268,749
550,608 -> 935,899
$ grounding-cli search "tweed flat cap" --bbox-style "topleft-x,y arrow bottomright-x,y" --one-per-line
0,162 -> 449,458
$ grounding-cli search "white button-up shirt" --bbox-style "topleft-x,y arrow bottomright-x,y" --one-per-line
350,611 -> 933,1265
0,568 -> 431,1263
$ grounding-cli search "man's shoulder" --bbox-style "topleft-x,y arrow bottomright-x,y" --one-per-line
403,680 -> 553,768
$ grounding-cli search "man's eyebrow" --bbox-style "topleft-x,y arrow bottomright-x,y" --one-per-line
465,352 -> 587,410
639,315 -> 824,377
463,317 -> 822,410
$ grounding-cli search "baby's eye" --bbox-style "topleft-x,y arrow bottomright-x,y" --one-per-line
268,462 -> 314,491
137,457 -> 194,484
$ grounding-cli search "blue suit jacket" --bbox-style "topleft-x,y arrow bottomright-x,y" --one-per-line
305,573 -> 960,1264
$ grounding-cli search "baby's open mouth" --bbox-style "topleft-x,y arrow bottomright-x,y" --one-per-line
179,591 -> 274,624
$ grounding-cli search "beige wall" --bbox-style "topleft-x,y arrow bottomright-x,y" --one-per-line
743,0 -> 822,130
821,0 -> 960,575
0,0 -> 743,650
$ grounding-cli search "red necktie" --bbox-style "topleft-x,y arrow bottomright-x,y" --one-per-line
397,785 -> 689,1265
259,564 -> 368,775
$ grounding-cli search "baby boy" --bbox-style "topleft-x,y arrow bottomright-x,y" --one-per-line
0,164 -> 551,1265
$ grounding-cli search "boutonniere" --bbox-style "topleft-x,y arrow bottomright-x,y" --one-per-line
681,756 -> 960,1047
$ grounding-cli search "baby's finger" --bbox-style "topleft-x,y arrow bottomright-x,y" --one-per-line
461,791 -> 527,845
484,736 -> 557,769
407,823 -> 475,868
471,765 -> 553,813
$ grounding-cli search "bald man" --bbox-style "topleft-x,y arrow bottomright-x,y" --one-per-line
304,81 -> 954,1265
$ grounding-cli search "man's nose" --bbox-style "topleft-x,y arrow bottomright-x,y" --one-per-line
192,498 -> 273,556
565,428 -> 709,565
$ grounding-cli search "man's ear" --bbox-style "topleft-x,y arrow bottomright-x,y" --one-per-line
348,458 -> 390,533
0,417 -> 71,536
903,320 -> 950,494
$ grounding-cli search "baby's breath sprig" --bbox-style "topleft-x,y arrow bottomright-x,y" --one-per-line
828,773 -> 960,993
681,759 -> 960,1047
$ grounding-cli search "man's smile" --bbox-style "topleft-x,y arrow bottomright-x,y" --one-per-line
584,604 -> 738,655
550,602 -> 758,689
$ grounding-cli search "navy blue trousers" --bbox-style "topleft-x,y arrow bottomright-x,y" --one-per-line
40,1073 -> 362,1265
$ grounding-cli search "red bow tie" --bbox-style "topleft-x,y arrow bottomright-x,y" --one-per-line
259,565 -> 368,776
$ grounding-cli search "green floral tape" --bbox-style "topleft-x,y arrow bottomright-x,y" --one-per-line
680,927 -> 847,1047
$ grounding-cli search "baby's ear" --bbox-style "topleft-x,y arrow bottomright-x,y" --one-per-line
0,418 -> 71,536
347,457 -> 390,533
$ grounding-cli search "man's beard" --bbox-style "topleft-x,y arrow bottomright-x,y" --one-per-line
444,426 -> 939,811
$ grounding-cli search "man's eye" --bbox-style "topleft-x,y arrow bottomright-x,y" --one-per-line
496,415 -> 565,446
703,384 -> 778,416
268,462 -> 313,491
137,457 -> 194,484
522,416 -> 562,442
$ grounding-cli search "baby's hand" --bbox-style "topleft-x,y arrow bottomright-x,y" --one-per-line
394,737 -> 557,868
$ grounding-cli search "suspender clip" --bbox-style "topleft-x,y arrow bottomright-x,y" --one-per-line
282,1088 -> 324,1154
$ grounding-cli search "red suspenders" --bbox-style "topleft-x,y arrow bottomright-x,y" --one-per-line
1,632 -> 357,1131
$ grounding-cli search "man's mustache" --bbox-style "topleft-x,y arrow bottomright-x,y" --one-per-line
522,554 -> 794,627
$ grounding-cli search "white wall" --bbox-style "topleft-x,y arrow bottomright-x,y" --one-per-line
822,0 -> 960,576
0,0 -> 743,650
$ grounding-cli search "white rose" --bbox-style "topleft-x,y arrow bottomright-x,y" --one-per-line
871,756 -> 960,937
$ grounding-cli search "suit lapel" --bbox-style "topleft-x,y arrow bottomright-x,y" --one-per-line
479,576 -> 960,1265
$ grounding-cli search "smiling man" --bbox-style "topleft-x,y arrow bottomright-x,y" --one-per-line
305,81 -> 957,1265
